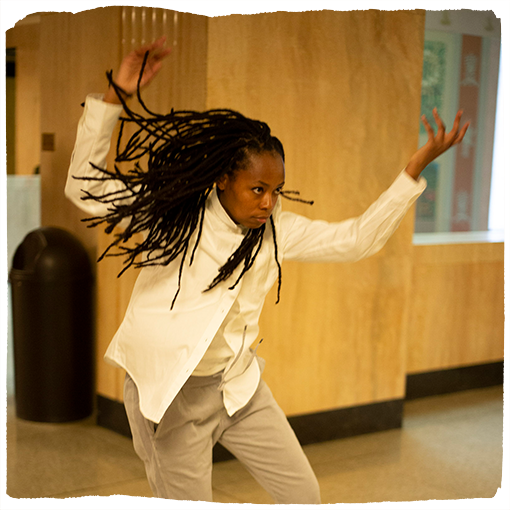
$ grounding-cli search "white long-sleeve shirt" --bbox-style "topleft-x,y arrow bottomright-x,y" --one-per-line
65,95 -> 426,423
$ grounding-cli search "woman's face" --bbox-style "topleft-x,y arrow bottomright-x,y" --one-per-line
216,151 -> 285,229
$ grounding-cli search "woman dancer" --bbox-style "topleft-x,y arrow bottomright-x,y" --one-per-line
65,37 -> 468,503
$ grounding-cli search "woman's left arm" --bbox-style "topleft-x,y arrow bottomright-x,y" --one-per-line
405,108 -> 470,181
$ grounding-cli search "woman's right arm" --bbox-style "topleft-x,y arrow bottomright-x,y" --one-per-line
64,94 -> 126,217
65,36 -> 171,216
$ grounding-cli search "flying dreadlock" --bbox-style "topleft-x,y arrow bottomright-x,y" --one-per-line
76,52 -> 313,309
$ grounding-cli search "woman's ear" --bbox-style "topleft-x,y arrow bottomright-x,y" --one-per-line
216,173 -> 229,191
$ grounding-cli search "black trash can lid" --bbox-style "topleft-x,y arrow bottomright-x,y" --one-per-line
10,227 -> 92,282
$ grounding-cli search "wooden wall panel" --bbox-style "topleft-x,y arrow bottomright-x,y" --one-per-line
405,242 -> 504,374
207,10 -> 425,416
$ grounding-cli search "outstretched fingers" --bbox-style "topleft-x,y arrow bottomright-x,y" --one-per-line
451,119 -> 470,146
422,108 -> 470,148
133,36 -> 172,68
406,108 -> 471,179
421,108 -> 445,141
421,114 -> 435,140
149,36 -> 172,61
432,107 -> 446,139
139,36 -> 169,55
445,110 -> 470,146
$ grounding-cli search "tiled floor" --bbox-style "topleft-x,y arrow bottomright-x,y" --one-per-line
4,385 -> 505,506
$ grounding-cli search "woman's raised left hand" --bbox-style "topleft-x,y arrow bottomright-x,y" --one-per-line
405,108 -> 470,180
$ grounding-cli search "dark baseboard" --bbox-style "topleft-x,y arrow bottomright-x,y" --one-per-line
405,361 -> 503,400
214,398 -> 403,462
96,360 -> 503,462
289,399 -> 404,446
97,394 -> 132,438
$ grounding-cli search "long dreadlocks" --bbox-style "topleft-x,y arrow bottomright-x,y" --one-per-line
76,52 -> 312,309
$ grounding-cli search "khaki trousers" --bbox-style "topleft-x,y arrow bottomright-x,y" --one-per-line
123,369 -> 321,503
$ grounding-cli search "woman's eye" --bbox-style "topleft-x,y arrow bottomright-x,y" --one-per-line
253,187 -> 263,194
275,188 -> 283,195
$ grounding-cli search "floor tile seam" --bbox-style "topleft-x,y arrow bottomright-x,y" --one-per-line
310,447 -> 501,481
6,427 -> 108,444
322,495 -> 468,505
320,472 -> 486,502
403,401 -> 504,418
311,459 -> 424,480
403,411 -> 504,426
8,450 -> 145,473
8,431 -> 141,460
303,445 -> 406,469
212,486 -> 245,503
305,438 -> 404,452
7,439 -> 135,462
399,472 -> 499,501
75,432 -> 139,455
43,476 -> 152,499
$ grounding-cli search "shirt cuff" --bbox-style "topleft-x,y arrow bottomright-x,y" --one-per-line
81,93 -> 124,134
389,169 -> 427,200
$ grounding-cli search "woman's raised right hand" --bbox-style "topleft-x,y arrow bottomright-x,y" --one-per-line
104,36 -> 171,104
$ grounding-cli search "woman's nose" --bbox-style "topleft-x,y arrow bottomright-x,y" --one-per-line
260,193 -> 274,211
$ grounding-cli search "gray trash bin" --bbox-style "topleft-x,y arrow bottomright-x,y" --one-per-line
9,227 -> 94,422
